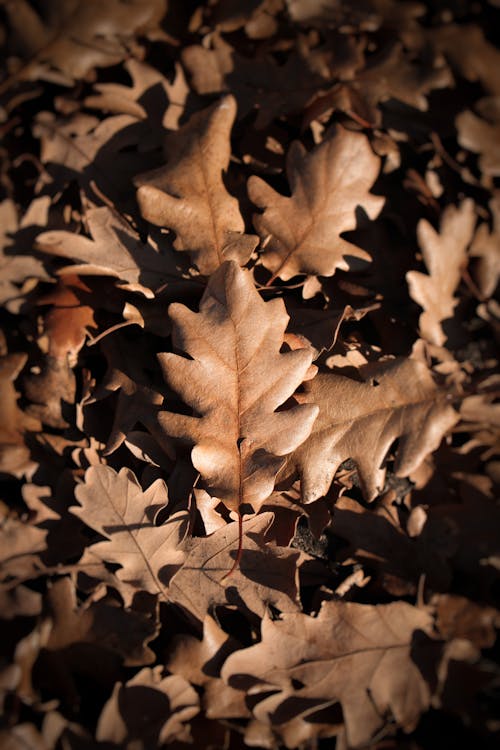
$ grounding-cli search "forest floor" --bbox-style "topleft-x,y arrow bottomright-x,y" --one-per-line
0,2 -> 499,749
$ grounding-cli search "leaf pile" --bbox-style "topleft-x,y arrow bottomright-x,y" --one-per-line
1,2 -> 499,749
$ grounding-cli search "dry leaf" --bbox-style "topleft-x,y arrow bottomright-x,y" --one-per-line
71,466 -> 188,603
157,260 -> 319,512
248,126 -> 384,281
286,357 -> 458,502
2,0 -> 166,87
136,96 -> 258,275
168,512 -> 301,622
407,200 -> 476,347
36,206 -> 180,298
222,600 -> 436,748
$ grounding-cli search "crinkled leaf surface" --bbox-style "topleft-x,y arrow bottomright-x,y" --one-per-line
3,0 -> 166,87
407,200 -> 476,346
72,466 -> 188,602
168,512 -> 301,622
157,260 -> 319,512
248,125 -> 384,281
287,357 -> 458,502
136,96 -> 258,275
222,600 -> 434,749
36,206 -> 180,298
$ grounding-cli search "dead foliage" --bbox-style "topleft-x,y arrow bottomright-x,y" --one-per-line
0,1 -> 499,749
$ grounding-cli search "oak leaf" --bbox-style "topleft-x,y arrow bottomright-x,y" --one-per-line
36,206 -> 180,298
0,198 -> 51,312
0,513 -> 47,583
469,194 -> 500,299
2,0 -> 166,88
136,96 -> 258,275
222,600 -> 436,748
248,126 -> 384,282
456,106 -> 500,179
285,357 -> 458,502
407,200 -> 476,346
157,260 -> 319,512
71,466 -> 188,603
168,513 -> 301,622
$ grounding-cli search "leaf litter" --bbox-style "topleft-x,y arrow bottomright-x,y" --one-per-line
0,2 -> 499,749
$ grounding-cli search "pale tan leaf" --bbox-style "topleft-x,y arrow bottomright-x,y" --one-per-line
221,600 -> 434,749
136,96 -> 258,275
71,466 -> 188,602
36,206 -> 179,298
286,357 -> 458,502
248,126 -> 384,281
158,260 -> 319,512
407,200 -> 476,346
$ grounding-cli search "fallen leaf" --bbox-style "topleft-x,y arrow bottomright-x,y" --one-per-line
222,600 -> 436,748
45,577 -> 158,666
285,357 -> 458,502
0,352 -> 40,478
36,206 -> 181,298
2,0 -> 167,88
157,260 -> 319,512
136,96 -> 258,275
96,666 -> 199,745
407,200 -> 476,347
248,125 -> 384,282
169,512 -> 301,622
71,466 -> 188,603
469,194 -> 500,299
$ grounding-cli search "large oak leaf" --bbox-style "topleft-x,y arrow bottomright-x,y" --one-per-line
221,600 -> 435,749
248,126 -> 384,282
71,466 -> 188,603
136,96 -> 258,275
157,261 -> 319,512
286,357 -> 458,502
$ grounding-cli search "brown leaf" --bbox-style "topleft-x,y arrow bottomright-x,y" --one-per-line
331,495 -> 452,594
431,23 -> 500,97
23,275 -> 96,428
2,0 -> 166,88
0,198 -> 51,312
286,357 -> 458,502
221,600 -> 435,748
96,666 -> 199,745
248,126 -> 384,282
469,194 -> 500,299
136,96 -> 258,275
456,107 -> 500,179
36,206 -> 180,298
71,466 -> 188,603
0,352 -> 40,478
0,513 -> 47,584
407,200 -> 476,347
168,512 -> 301,622
158,260 -> 319,512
